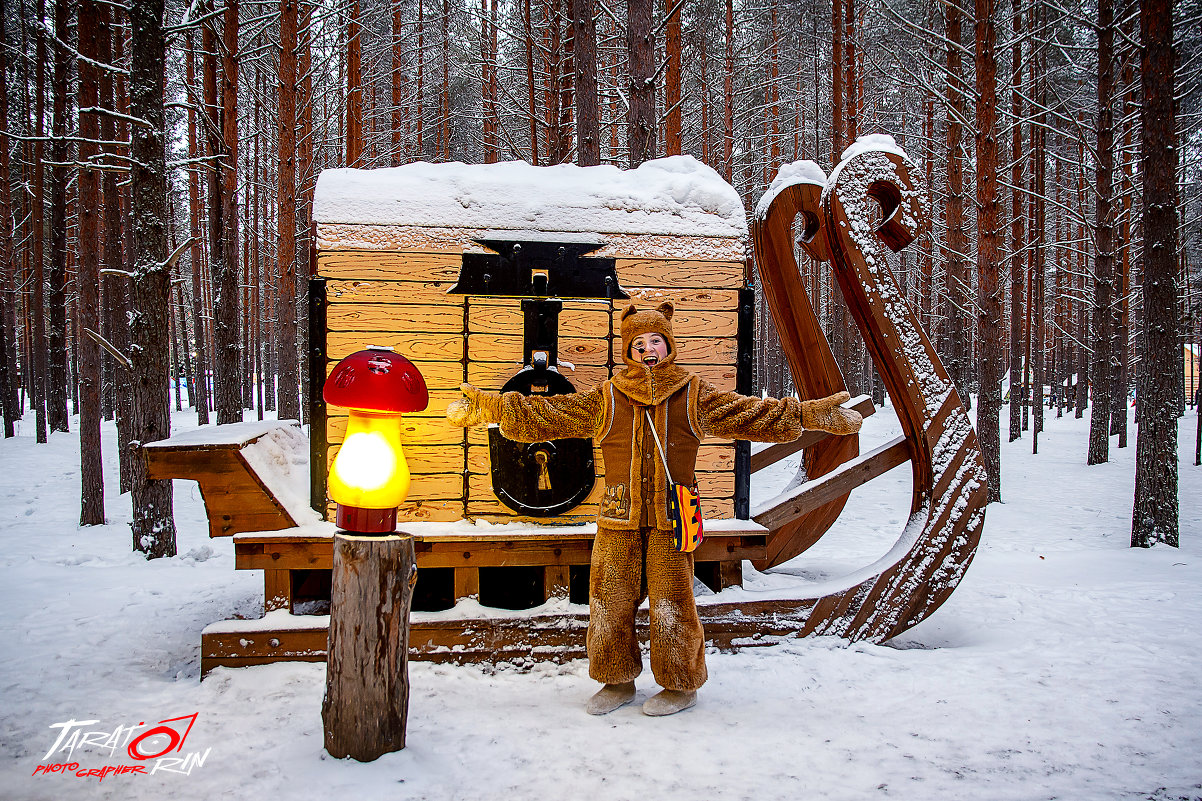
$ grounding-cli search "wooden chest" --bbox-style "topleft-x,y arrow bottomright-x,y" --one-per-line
309,157 -> 754,528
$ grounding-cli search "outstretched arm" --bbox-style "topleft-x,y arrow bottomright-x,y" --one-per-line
696,383 -> 861,442
446,383 -> 605,442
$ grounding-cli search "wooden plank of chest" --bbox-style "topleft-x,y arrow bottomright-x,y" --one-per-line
318,250 -> 463,283
467,334 -> 609,365
615,258 -> 744,289
325,280 -> 461,306
467,301 -> 610,337
319,252 -> 745,292
327,303 -> 466,333
327,331 -> 465,362
615,287 -> 740,312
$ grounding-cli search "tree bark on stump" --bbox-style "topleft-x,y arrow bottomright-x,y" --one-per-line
323,533 -> 417,761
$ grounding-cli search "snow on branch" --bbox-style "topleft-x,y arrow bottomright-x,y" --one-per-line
39,21 -> 129,76
78,106 -> 151,129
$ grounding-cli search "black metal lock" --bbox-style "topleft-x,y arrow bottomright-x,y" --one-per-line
488,299 -> 595,516
449,237 -> 622,518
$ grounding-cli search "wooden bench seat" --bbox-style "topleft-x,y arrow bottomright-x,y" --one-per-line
143,420 -> 321,538
233,519 -> 768,612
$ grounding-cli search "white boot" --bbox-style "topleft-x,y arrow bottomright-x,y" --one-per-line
641,689 -> 697,716
586,682 -> 637,715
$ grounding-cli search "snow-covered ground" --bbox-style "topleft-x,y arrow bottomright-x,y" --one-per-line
1,400 -> 1199,801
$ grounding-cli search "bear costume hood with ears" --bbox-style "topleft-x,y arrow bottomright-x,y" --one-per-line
611,302 -> 693,406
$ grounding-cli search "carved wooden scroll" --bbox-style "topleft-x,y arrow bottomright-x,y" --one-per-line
733,145 -> 989,641
750,176 -> 859,569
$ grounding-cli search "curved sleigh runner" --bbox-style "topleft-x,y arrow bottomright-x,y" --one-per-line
710,144 -> 989,642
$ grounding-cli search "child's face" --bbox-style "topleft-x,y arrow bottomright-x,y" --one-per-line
630,333 -> 668,366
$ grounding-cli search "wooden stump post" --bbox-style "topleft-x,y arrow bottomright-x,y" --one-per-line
322,532 -> 417,761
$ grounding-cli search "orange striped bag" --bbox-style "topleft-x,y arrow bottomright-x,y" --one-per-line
645,411 -> 704,553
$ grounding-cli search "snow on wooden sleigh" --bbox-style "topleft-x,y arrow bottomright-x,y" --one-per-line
150,142 -> 986,676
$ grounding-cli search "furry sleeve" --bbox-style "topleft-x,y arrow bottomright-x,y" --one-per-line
496,387 -> 606,443
694,380 -> 806,443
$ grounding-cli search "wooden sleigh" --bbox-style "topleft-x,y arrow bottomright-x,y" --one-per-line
165,144 -> 987,674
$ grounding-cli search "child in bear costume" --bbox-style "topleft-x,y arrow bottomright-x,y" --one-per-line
446,302 -> 861,716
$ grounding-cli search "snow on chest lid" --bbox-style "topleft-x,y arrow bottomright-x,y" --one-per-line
313,156 -> 747,240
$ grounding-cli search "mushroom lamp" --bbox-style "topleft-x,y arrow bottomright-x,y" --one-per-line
324,347 -> 429,534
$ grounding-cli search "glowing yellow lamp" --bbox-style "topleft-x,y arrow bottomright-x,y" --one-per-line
324,347 -> 428,534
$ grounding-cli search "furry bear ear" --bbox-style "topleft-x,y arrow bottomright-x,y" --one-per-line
656,302 -> 674,321
620,304 -> 639,321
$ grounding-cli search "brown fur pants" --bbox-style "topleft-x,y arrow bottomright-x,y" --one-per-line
586,525 -> 707,691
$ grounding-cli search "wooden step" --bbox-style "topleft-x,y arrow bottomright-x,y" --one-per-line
200,596 -> 806,677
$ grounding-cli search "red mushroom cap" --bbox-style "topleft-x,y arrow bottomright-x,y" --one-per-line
323,347 -> 429,413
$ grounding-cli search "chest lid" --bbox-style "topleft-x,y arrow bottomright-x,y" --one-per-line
313,156 -> 748,260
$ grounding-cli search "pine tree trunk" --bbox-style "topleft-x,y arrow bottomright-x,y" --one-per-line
414,0 -> 425,156
663,0 -> 682,156
175,282 -> 195,414
102,14 -> 133,492
47,0 -> 70,433
214,0 -> 242,425
186,35 -> 210,426
1131,0 -> 1179,548
974,0 -> 1002,502
944,0 -> 969,407
247,104 -> 259,418
128,0 -> 177,558
1030,12 -> 1046,448
841,0 -> 864,396
522,0 -> 536,163
700,35 -> 710,165
831,0 -> 843,160
77,0 -> 106,525
921,93 -> 934,334
249,121 -> 262,421
391,0 -> 406,164
1113,52 -> 1136,447
278,0 -> 300,421
768,0 -> 780,173
346,0 -> 363,166
1087,0 -> 1115,464
30,0 -> 48,444
722,0 -> 734,181
572,0 -> 599,166
1075,158 -> 1089,420
1007,0 -> 1024,443
298,0 -> 314,425
440,0 -> 450,160
171,290 -> 182,412
241,181 -> 252,410
626,0 -> 655,167
542,0 -> 559,163
0,0 -> 19,438
845,0 -> 857,144
478,0 -> 493,163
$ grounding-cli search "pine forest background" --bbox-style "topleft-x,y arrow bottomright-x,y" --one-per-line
0,0 -> 1196,554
